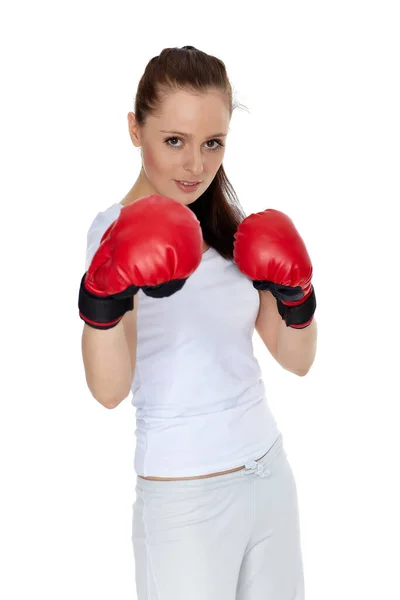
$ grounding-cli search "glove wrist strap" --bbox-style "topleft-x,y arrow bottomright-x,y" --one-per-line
78,274 -> 134,330
276,285 -> 317,328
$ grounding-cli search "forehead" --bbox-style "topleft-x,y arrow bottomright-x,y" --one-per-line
153,89 -> 230,131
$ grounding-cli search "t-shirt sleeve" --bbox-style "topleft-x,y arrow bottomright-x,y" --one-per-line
85,203 -> 123,271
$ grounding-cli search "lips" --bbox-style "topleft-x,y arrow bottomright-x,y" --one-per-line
175,180 -> 201,193
176,180 -> 201,184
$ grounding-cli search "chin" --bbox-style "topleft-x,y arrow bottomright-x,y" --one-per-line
168,192 -> 198,206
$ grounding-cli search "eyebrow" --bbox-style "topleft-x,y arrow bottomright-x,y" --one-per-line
159,130 -> 227,138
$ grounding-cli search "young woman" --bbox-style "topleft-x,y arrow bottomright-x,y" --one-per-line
79,46 -> 317,600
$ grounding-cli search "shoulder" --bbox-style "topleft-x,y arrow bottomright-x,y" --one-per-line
89,202 -> 122,227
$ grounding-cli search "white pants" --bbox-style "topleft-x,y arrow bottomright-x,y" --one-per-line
132,434 -> 305,599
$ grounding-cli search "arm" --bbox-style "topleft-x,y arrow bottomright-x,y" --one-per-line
81,300 -> 137,409
81,204 -> 137,409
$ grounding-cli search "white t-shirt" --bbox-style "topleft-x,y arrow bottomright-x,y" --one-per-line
85,202 -> 281,478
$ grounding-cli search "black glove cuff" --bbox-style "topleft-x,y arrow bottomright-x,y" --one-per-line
276,285 -> 317,328
78,273 -> 135,330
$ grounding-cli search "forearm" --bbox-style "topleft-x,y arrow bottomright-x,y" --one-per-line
276,317 -> 318,376
81,320 -> 134,408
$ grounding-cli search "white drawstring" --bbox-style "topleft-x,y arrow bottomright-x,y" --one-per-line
243,460 -> 271,478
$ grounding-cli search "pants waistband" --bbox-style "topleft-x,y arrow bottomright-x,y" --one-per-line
135,434 -> 284,493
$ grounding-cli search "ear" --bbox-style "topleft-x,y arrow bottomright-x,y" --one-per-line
127,112 -> 141,148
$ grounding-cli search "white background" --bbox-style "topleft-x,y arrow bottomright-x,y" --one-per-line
1,1 -> 399,598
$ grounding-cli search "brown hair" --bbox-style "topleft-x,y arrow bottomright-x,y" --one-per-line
133,45 -> 248,260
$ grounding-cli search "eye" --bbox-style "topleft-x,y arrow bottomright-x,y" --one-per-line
164,137 -> 182,148
164,137 -> 225,152
205,139 -> 225,151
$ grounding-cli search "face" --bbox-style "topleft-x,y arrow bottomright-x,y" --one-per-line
128,88 -> 230,205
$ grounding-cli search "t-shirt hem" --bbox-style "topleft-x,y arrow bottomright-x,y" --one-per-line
136,434 -> 282,479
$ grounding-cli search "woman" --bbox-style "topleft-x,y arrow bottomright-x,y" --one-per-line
79,46 -> 317,600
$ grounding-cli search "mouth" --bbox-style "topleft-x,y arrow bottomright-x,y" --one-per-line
175,180 -> 201,185
174,180 -> 202,192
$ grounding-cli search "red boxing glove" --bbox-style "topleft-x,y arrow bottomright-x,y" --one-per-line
79,195 -> 204,329
233,209 -> 316,328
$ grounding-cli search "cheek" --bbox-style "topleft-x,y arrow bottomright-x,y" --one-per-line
208,154 -> 224,177
141,147 -> 157,172
142,146 -> 177,176
214,153 -> 224,168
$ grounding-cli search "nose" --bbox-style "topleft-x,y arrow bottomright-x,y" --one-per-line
184,147 -> 204,176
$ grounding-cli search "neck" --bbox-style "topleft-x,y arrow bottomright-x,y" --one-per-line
121,169 -> 156,205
